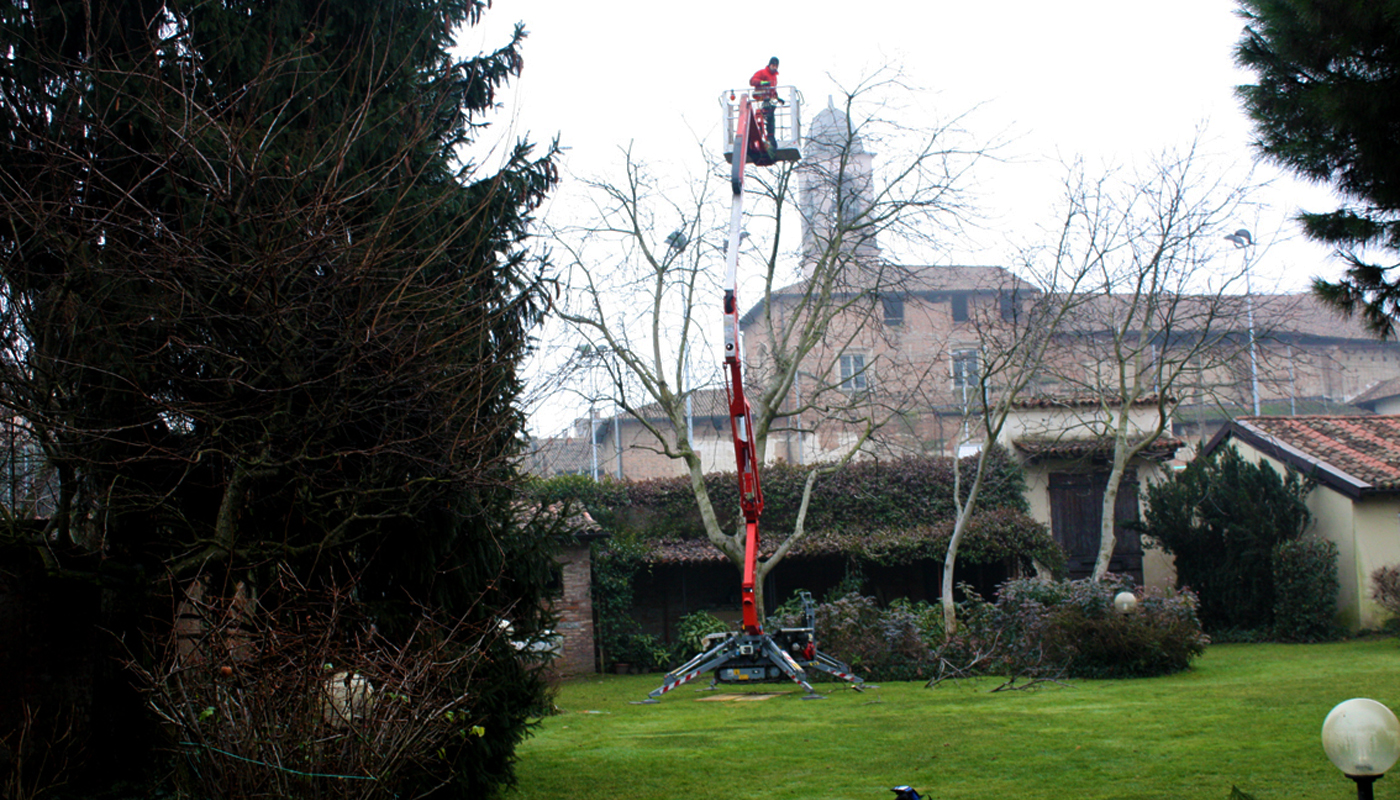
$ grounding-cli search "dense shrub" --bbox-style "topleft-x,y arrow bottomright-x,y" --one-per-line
526,457 -> 1062,574
949,576 -> 1208,680
1272,538 -> 1341,642
1136,444 -> 1312,635
772,578 -> 1206,685
675,611 -> 730,653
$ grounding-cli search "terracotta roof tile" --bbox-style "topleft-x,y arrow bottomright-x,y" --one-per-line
1230,415 -> 1400,493
625,387 -> 730,422
1013,436 -> 1185,462
1011,393 -> 1172,409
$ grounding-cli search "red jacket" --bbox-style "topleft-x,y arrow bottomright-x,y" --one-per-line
749,66 -> 779,97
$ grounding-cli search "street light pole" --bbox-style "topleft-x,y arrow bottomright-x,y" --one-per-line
589,400 -> 598,481
1225,229 -> 1261,416
1246,276 -> 1260,416
578,343 -> 603,480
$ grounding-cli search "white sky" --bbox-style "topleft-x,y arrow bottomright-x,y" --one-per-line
457,0 -> 1351,435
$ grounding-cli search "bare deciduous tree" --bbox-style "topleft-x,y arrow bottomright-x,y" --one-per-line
933,256 -> 1090,633
1024,142 -> 1260,581
551,70 -> 990,621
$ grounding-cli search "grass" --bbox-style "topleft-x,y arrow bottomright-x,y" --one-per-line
508,638 -> 1400,800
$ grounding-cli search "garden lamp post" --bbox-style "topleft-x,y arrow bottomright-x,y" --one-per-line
1322,698 -> 1400,800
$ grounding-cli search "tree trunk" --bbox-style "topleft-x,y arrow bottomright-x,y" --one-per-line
1091,446 -> 1131,581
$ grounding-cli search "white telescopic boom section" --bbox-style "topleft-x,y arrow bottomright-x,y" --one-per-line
723,95 -> 750,363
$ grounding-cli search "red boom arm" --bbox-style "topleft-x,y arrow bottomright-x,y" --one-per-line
724,95 -> 765,636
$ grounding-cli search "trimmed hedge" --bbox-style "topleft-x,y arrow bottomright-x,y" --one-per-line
530,448 -> 1027,539
788,506 -> 1064,571
527,448 -> 1062,571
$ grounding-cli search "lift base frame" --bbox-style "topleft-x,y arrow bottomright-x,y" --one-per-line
645,630 -> 864,700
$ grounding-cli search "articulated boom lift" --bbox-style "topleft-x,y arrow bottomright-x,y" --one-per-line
645,86 -> 863,701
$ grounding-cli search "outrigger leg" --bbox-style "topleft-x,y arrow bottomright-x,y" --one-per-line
643,633 -> 826,701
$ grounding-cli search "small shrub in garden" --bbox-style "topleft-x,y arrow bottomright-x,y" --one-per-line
809,593 -> 886,674
888,597 -> 946,646
1042,591 -> 1209,678
1371,564 -> 1400,633
618,633 -> 674,672
676,611 -> 730,654
1273,538 -> 1341,642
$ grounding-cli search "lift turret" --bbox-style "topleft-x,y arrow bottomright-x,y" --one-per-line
644,81 -> 862,702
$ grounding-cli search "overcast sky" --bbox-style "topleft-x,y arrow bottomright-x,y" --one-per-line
457,0 -> 1349,434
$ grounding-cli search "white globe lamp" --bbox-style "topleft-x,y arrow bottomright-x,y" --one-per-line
1322,698 -> 1400,800
1113,591 -> 1138,614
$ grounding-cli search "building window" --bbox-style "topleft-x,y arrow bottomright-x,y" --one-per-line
951,295 -> 969,322
839,353 -> 869,392
999,290 -> 1019,321
881,294 -> 904,326
952,349 -> 979,390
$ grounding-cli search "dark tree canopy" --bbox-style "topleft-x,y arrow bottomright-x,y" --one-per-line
0,0 -> 559,794
1235,0 -> 1400,338
1136,444 -> 1312,634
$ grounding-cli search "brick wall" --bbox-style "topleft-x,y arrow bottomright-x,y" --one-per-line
551,540 -> 597,675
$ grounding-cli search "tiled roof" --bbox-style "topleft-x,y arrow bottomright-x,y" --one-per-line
1207,415 -> 1400,497
743,265 -> 1028,325
1252,293 -> 1382,340
765,264 -> 1025,296
1011,393 -> 1172,410
624,387 -> 730,422
740,263 -> 1386,342
1352,377 -> 1400,408
1013,435 -> 1186,462
1056,292 -> 1378,341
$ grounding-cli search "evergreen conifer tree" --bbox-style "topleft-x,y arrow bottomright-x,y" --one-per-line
1236,0 -> 1400,337
0,1 -> 558,793
1138,445 -> 1312,634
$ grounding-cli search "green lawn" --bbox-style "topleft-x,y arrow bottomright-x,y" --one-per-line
509,639 -> 1400,800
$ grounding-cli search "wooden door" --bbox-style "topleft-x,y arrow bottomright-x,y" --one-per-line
1047,470 -> 1143,583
